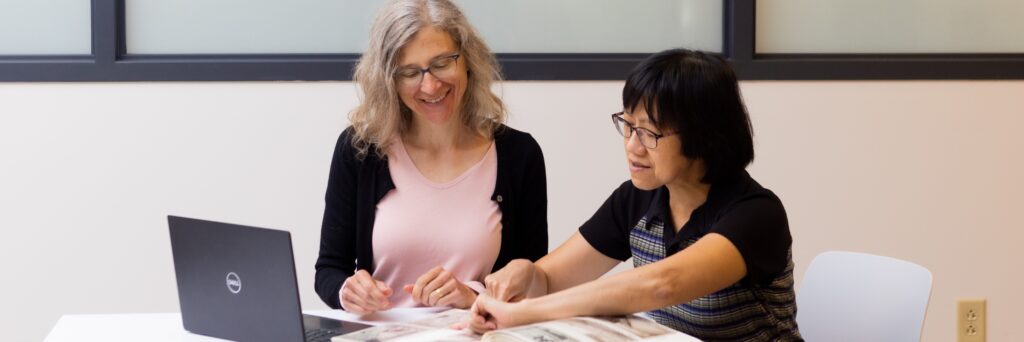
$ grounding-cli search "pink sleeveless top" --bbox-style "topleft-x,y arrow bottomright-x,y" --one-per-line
369,138 -> 502,307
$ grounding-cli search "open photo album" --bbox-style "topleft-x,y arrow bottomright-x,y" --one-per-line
331,309 -> 698,342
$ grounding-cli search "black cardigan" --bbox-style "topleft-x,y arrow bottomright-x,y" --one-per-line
314,125 -> 549,309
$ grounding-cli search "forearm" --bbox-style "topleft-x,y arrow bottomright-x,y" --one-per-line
522,264 -> 674,321
531,233 -> 621,295
526,263 -> 549,298
520,234 -> 746,321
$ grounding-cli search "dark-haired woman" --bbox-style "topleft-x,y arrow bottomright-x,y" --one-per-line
469,49 -> 802,341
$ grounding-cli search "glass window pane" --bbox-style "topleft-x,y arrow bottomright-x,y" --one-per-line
126,0 -> 721,55
757,0 -> 1024,53
0,1 -> 91,55
461,0 -> 721,53
126,0 -> 383,54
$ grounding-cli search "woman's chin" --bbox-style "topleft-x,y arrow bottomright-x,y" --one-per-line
416,110 -> 454,125
629,176 -> 661,191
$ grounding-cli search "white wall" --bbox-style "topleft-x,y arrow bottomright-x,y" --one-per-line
2,80 -> 1022,342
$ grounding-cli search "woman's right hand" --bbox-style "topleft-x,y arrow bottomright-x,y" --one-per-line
483,259 -> 537,302
340,269 -> 393,315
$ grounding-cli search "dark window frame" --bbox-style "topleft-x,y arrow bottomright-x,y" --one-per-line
1,0 -> 1022,82
727,1 -> 1024,80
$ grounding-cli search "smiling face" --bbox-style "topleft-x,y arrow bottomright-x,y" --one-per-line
622,105 -> 701,191
395,26 -> 468,126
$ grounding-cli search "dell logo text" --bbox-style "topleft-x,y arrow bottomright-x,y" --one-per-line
226,272 -> 242,294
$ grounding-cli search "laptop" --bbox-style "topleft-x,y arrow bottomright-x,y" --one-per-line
167,215 -> 371,342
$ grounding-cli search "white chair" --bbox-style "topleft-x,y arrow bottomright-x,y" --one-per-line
796,251 -> 933,342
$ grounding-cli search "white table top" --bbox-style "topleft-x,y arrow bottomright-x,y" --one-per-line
44,308 -> 447,342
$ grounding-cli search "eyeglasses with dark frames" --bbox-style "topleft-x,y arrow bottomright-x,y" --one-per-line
395,52 -> 461,88
611,112 -> 674,149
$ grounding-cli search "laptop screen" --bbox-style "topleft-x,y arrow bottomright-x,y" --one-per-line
168,215 -> 310,342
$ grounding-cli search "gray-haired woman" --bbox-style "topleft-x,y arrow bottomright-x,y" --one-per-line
314,0 -> 548,315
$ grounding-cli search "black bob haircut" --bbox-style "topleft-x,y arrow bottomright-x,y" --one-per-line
622,48 -> 754,184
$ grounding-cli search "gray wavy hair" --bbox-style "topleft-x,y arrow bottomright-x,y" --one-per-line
348,0 -> 507,158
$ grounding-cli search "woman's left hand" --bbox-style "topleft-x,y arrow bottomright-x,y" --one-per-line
404,266 -> 477,308
467,294 -> 535,333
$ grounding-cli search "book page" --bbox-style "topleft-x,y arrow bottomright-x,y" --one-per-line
408,308 -> 473,329
331,323 -> 434,342
586,315 -> 678,339
484,324 -> 574,342
482,314 -> 696,342
550,318 -> 637,341
332,309 -> 480,342
333,310 -> 697,342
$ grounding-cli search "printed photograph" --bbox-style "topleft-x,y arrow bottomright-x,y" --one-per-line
590,316 -> 674,338
501,326 -> 574,342
554,318 -> 634,342
334,323 -> 431,341
410,309 -> 472,329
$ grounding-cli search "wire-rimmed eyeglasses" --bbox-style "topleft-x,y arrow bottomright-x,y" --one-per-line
611,112 -> 674,149
394,52 -> 461,88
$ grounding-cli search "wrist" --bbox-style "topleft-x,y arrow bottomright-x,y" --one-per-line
511,259 -> 534,269
455,282 -> 478,309
514,298 -> 547,326
464,289 -> 478,308
528,264 -> 548,298
338,279 -> 350,310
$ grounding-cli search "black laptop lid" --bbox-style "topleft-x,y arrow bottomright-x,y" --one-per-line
168,215 -> 306,342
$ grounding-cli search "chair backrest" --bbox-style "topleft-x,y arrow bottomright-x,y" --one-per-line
796,251 -> 933,342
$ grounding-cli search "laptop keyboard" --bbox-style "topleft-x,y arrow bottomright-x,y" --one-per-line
305,328 -> 344,342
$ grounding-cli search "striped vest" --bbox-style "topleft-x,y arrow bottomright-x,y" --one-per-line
630,217 -> 803,341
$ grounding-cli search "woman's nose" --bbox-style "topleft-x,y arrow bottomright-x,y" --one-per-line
419,72 -> 443,94
625,132 -> 646,153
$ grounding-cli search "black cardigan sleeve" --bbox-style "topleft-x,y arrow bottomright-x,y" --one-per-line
313,129 -> 359,309
492,131 -> 549,270
517,134 -> 549,262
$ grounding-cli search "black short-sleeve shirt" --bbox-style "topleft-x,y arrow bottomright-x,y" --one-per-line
579,171 -> 802,340
580,171 -> 791,285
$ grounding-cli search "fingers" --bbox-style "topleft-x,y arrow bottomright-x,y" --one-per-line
406,267 -> 478,307
485,273 -> 516,302
411,267 -> 444,304
341,284 -> 373,315
423,275 -> 450,305
413,267 -> 463,306
436,280 -> 476,308
484,260 -> 533,302
428,280 -> 458,306
481,274 -> 509,301
356,271 -> 391,309
484,274 -> 499,298
375,279 -> 394,297
468,300 -> 484,331
434,283 -> 458,307
342,270 -> 392,314
468,297 -> 498,333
